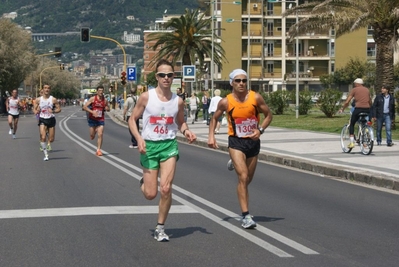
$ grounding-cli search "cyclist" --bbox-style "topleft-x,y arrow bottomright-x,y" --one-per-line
338,78 -> 372,148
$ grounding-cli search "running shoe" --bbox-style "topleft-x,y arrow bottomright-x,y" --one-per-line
96,150 -> 103,156
43,155 -> 49,161
47,144 -> 52,151
9,129 -> 12,135
227,159 -> 235,171
347,142 -> 355,149
154,227 -> 169,242
139,177 -> 144,188
40,142 -> 43,151
241,214 -> 257,229
12,134 -> 16,139
129,145 -> 138,148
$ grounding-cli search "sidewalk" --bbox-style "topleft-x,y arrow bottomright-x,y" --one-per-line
109,109 -> 399,191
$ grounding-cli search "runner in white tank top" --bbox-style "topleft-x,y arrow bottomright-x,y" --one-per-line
127,59 -> 197,242
5,89 -> 21,139
34,84 -> 61,161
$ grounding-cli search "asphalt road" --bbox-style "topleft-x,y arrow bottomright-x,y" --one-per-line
0,106 -> 398,267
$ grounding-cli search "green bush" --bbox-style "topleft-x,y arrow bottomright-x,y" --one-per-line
264,90 -> 290,115
318,88 -> 343,118
290,89 -> 314,115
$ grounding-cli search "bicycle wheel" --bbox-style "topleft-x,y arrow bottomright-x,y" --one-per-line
340,124 -> 352,153
360,126 -> 374,155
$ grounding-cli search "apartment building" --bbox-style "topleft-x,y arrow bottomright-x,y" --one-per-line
142,1 -> 379,92
215,0 -> 379,92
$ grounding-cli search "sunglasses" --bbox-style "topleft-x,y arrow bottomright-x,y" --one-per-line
157,72 -> 174,78
234,79 -> 248,83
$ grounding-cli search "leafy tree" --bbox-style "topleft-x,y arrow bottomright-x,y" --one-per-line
147,8 -> 226,69
320,58 -> 376,90
284,0 -> 399,91
318,88 -> 343,118
146,72 -> 157,87
0,18 -> 37,98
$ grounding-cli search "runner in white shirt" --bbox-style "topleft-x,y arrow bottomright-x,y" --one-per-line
128,59 -> 196,242
33,84 -> 61,161
5,89 -> 21,139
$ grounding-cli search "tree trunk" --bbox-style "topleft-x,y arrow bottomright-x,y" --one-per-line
373,25 -> 395,93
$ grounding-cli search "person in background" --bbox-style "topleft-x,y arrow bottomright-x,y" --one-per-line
201,91 -> 210,124
189,92 -> 199,124
128,59 -> 196,242
83,85 -> 110,156
338,78 -> 372,149
124,87 -> 139,148
5,89 -> 21,139
372,85 -> 395,146
208,89 -> 223,131
34,84 -> 61,161
208,69 -> 272,229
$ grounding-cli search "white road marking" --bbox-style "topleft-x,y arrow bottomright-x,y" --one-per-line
56,115 -> 319,257
0,206 -> 198,219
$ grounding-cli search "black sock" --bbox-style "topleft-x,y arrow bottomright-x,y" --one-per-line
242,211 -> 249,217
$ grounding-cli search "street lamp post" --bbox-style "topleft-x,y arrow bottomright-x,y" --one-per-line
210,1 -> 241,97
270,0 -> 299,118
294,6 -> 299,119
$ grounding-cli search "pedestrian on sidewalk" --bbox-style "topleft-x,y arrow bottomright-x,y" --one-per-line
208,89 -> 223,132
208,69 -> 272,229
128,59 -> 197,242
5,89 -> 21,139
371,85 -> 395,146
189,92 -> 199,124
34,84 -> 61,161
124,87 -> 139,148
338,78 -> 372,149
83,85 -> 110,156
201,91 -> 210,123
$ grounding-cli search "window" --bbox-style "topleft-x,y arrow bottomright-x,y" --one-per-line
367,43 -> 376,57
267,62 -> 274,73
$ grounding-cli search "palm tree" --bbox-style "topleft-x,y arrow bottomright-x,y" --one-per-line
147,8 -> 226,69
284,0 -> 399,91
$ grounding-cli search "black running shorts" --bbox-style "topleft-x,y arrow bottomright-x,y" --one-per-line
228,136 -> 260,158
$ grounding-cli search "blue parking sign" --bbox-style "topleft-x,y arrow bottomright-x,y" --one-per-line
127,67 -> 136,81
183,65 -> 196,82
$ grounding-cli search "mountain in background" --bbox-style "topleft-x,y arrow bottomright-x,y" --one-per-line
1,0 -> 203,61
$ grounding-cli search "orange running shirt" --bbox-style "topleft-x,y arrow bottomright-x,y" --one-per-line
226,90 -> 260,138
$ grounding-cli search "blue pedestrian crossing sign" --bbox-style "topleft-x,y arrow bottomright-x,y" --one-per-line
127,67 -> 136,81
183,65 -> 196,82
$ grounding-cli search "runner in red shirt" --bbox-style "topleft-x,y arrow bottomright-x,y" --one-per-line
83,85 -> 110,156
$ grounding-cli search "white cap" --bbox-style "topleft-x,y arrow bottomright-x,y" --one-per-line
353,78 -> 363,84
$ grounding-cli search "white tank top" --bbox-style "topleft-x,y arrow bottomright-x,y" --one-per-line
8,97 -> 20,115
141,89 -> 179,141
39,96 -> 55,119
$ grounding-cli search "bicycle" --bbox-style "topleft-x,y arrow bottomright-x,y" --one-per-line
340,112 -> 374,155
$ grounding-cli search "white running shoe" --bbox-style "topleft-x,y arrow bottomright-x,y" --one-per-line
241,214 -> 257,229
227,159 -> 235,171
154,227 -> 169,242
43,155 -> 49,161
12,134 -> 16,139
9,129 -> 12,135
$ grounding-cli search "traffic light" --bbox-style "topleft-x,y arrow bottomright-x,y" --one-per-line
81,28 -> 90,43
55,47 -> 62,58
121,71 -> 127,85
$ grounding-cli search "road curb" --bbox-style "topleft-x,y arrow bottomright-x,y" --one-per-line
108,110 -> 399,192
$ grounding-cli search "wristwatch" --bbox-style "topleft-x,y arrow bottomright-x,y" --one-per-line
258,127 -> 265,135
